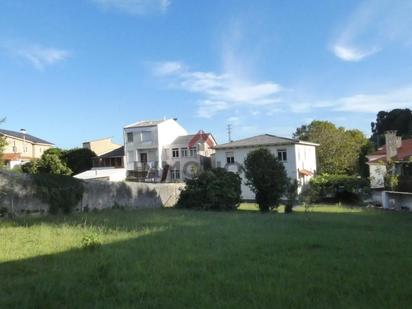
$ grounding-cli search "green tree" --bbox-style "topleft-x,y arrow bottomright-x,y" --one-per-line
244,148 -> 288,212
22,148 -> 72,175
176,168 -> 241,210
293,121 -> 370,175
371,109 -> 412,144
62,148 -> 96,175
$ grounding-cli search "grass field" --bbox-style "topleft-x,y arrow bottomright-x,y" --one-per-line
1,205 -> 412,308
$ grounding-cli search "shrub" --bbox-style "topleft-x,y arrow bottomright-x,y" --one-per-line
32,174 -> 84,214
243,148 -> 288,212
81,233 -> 102,250
285,179 -> 298,214
305,174 -> 369,204
176,168 -> 241,210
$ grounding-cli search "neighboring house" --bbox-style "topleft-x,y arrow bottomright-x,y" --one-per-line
83,137 -> 121,156
213,134 -> 318,200
367,131 -> 412,192
74,146 -> 127,182
0,129 -> 54,169
124,119 -> 188,181
163,131 -> 217,181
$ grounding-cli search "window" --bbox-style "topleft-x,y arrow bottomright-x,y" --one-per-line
171,169 -> 180,180
190,146 -> 197,157
141,131 -> 152,143
127,132 -> 134,143
277,149 -> 287,162
226,152 -> 235,164
181,147 -> 188,157
172,148 -> 179,158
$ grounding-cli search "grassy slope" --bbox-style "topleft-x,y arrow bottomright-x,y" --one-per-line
1,206 -> 412,308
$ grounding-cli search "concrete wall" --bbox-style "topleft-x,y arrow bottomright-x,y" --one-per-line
382,191 -> 412,210
0,171 -> 184,215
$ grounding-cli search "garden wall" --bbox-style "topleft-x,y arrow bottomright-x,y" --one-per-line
0,171 -> 184,215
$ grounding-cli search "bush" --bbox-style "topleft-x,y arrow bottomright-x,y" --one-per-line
81,233 -> 102,250
176,168 -> 241,210
243,148 -> 288,212
285,179 -> 298,214
305,174 -> 369,204
32,174 -> 84,214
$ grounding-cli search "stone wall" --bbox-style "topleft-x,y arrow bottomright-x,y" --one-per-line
0,171 -> 184,215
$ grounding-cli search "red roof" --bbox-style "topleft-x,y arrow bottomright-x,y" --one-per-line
368,138 -> 412,163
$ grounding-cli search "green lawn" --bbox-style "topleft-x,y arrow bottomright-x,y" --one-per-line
1,205 -> 412,308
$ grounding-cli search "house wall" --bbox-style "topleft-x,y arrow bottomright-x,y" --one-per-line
124,119 -> 187,174
124,126 -> 159,170
214,144 -> 312,200
157,119 -> 188,166
163,139 -> 215,181
294,144 -> 317,189
3,136 -> 52,160
83,138 -> 121,156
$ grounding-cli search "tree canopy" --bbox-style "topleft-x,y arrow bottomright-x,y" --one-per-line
293,120 -> 371,176
62,148 -> 96,175
244,148 -> 288,212
371,109 -> 412,144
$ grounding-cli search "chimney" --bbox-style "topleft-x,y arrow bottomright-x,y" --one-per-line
385,130 -> 400,160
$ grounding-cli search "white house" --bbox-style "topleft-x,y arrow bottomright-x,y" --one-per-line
213,134 -> 318,200
163,131 -> 217,181
367,131 -> 412,191
124,119 -> 188,181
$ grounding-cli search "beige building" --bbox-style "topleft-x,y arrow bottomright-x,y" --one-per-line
0,129 -> 54,169
83,137 -> 121,156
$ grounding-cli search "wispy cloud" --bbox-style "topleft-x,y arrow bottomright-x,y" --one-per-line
333,85 -> 412,113
154,61 -> 282,118
92,0 -> 170,15
332,45 -> 379,62
331,0 -> 412,61
8,44 -> 71,70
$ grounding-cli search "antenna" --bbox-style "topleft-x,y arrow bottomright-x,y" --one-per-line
227,124 -> 232,142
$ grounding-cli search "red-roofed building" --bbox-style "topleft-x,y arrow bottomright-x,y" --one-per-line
367,131 -> 412,191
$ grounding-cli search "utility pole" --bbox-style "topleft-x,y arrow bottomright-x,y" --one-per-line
227,124 -> 232,142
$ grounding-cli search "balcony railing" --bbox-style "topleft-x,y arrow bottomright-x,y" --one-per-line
134,161 -> 158,171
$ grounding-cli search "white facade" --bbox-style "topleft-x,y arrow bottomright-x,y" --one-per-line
124,119 -> 188,180
213,136 -> 317,200
163,133 -> 216,181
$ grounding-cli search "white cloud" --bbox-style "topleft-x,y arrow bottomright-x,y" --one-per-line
92,0 -> 170,15
153,61 -> 184,76
332,44 -> 379,62
331,0 -> 412,61
14,45 -> 71,70
154,61 -> 282,118
333,86 -> 412,113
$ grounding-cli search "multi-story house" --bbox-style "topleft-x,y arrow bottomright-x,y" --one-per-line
124,119 -> 216,182
124,119 -> 188,181
163,131 -> 217,181
0,129 -> 54,169
213,134 -> 318,200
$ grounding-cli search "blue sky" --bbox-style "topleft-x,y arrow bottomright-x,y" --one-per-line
1,0 -> 412,148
